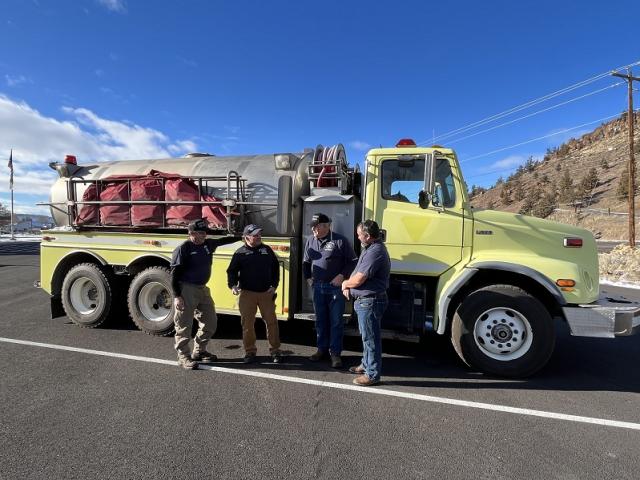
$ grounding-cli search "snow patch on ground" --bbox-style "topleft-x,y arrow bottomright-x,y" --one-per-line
600,279 -> 640,290
599,245 -> 640,287
0,234 -> 42,242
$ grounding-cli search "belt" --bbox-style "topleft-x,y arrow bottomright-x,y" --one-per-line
356,292 -> 387,300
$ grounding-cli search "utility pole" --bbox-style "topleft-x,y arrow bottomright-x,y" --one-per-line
612,68 -> 639,247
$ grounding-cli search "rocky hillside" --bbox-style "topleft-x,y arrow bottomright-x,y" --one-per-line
469,112 -> 640,240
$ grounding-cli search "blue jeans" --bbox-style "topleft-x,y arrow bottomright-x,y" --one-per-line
354,294 -> 388,381
313,282 -> 346,355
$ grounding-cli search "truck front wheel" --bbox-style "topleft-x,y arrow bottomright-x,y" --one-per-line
127,266 -> 175,336
61,263 -> 112,328
451,284 -> 555,378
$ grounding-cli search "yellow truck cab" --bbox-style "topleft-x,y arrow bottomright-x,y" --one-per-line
38,140 -> 639,377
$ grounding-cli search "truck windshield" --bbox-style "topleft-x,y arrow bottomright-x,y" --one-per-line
382,158 -> 456,207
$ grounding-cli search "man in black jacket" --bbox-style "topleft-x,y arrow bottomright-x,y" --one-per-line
171,219 -> 237,369
227,224 -> 282,364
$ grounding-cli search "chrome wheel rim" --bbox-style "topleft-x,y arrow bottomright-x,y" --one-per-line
69,277 -> 99,315
138,282 -> 171,322
473,307 -> 533,361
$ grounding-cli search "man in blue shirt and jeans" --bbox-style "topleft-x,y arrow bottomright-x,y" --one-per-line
341,220 -> 390,386
303,213 -> 357,368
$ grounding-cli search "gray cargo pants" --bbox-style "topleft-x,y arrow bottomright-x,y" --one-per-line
174,282 -> 218,357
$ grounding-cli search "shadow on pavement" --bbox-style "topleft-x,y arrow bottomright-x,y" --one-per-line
66,311 -> 640,394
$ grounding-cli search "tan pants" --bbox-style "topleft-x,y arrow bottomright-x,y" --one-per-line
239,289 -> 281,354
174,282 -> 218,357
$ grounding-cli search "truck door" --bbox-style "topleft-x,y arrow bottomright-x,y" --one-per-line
373,155 -> 464,277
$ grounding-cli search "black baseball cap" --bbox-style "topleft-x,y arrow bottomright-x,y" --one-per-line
310,213 -> 331,227
187,219 -> 208,233
242,224 -> 263,236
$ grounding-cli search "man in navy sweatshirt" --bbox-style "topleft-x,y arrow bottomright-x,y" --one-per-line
227,224 -> 282,364
303,213 -> 357,368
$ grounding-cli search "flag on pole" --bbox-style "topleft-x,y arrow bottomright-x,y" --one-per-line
7,149 -> 13,190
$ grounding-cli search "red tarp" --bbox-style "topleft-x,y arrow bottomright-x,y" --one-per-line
100,181 -> 130,226
131,177 -> 164,226
72,170 -> 228,229
75,184 -> 99,225
202,193 -> 227,229
164,176 -> 201,226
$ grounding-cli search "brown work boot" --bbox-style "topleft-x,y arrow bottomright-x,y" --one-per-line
348,365 -> 365,374
330,355 -> 343,369
309,350 -> 328,362
192,350 -> 218,364
177,354 -> 197,370
353,374 -> 379,386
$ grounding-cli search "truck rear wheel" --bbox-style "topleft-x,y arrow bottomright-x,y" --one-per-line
127,266 -> 175,336
61,263 -> 112,328
451,284 -> 555,378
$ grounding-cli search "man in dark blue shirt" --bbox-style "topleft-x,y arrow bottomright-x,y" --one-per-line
341,220 -> 390,386
227,224 -> 283,364
303,213 -> 357,368
171,218 -> 237,369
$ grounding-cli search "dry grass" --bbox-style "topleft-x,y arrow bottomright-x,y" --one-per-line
599,245 -> 640,283
548,210 -> 630,241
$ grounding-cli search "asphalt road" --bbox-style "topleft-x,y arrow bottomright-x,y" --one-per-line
596,240 -> 626,253
1,242 -> 639,480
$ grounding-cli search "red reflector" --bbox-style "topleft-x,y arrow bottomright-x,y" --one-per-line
64,155 -> 77,165
396,138 -> 416,147
564,237 -> 583,247
42,236 -> 55,241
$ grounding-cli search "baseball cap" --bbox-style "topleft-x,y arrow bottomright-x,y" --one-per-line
187,219 -> 208,233
310,213 -> 331,227
242,224 -> 263,236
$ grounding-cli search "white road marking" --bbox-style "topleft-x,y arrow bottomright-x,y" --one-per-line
1,336 -> 639,431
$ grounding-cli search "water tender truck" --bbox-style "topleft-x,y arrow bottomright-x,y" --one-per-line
37,139 -> 640,377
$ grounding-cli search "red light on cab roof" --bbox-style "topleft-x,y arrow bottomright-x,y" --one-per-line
64,155 -> 77,165
396,138 -> 416,147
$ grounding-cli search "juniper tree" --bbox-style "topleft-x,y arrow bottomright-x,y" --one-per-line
513,180 -> 525,201
558,169 -> 575,204
578,168 -> 599,203
531,190 -> 558,218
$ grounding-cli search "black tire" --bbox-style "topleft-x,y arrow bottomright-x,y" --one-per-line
127,266 -> 175,336
61,263 -> 112,328
451,284 -> 555,378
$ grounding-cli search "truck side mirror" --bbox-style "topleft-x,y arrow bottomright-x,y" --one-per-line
431,182 -> 444,211
420,152 -> 435,209
418,190 -> 430,209
276,176 -> 292,234
432,182 -> 443,208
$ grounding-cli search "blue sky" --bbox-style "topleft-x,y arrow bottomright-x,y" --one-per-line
0,0 -> 638,215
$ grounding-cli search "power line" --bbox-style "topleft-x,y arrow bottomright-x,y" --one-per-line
417,60 -> 640,146
466,154 -> 630,182
459,111 -> 630,164
446,82 -> 624,146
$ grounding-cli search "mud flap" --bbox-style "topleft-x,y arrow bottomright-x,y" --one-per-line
51,294 -> 66,319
